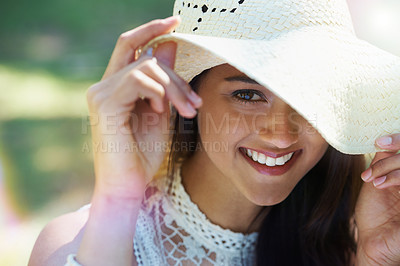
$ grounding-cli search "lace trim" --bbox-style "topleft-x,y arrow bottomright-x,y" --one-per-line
133,166 -> 258,265
166,166 -> 259,252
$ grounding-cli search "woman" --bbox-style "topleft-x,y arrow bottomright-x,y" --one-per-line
29,0 -> 400,265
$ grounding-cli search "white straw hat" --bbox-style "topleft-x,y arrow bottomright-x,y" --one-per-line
145,0 -> 400,155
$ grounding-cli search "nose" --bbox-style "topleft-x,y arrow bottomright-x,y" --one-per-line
255,102 -> 300,149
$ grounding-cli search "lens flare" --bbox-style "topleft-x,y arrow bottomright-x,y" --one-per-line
347,0 -> 400,56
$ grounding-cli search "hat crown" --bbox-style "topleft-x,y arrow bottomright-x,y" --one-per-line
173,0 -> 355,40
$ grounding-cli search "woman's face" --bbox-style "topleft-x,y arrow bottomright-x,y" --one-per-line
195,64 -> 329,206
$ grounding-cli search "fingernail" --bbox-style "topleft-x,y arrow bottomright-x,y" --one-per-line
186,102 -> 197,116
188,91 -> 203,105
361,168 -> 372,181
377,136 -> 392,146
373,175 -> 387,187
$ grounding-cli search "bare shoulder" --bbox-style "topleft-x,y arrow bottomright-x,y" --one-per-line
28,207 -> 89,266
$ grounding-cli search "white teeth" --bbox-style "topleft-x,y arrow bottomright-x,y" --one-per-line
265,156 -> 276,166
247,149 -> 252,157
275,156 -> 285,166
252,151 -> 258,161
257,153 -> 266,164
283,154 -> 289,161
245,149 -> 294,167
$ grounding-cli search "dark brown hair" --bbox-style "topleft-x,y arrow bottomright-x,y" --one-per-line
254,146 -> 364,265
167,70 -> 365,265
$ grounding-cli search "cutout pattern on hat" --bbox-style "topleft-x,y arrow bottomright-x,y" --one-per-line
174,0 -> 355,40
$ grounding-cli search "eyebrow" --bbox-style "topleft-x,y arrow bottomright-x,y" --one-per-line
224,75 -> 260,85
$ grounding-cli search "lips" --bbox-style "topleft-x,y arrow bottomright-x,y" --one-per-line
245,148 -> 294,166
239,147 -> 302,176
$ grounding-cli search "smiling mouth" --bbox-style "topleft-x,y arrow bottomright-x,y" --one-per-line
244,148 -> 294,166
239,147 -> 302,176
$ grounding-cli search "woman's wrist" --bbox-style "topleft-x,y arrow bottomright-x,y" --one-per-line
75,187 -> 143,265
92,181 -> 145,206
91,169 -> 148,205
89,188 -> 143,220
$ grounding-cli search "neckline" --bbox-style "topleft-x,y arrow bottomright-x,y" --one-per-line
166,165 -> 259,252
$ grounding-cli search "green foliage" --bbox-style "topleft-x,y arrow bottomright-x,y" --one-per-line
0,0 -> 174,80
0,0 -> 177,215
0,1 -> 172,264
0,118 -> 94,213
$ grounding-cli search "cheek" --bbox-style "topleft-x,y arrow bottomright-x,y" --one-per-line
302,133 -> 329,169
296,116 -> 329,162
198,106 -> 250,148
310,131 -> 329,153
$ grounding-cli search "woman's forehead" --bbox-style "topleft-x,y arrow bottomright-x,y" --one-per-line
208,64 -> 247,78
205,64 -> 259,85
206,64 -> 268,89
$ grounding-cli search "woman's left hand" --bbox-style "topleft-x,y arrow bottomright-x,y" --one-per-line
355,133 -> 400,265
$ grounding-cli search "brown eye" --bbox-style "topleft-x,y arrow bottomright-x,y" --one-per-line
237,91 -> 254,100
233,90 -> 263,102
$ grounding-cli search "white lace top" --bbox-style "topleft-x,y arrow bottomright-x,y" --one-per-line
133,167 -> 258,266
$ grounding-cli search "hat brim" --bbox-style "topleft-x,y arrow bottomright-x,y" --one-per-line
145,26 -> 400,154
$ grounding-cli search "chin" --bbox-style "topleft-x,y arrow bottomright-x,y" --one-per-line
247,187 -> 293,206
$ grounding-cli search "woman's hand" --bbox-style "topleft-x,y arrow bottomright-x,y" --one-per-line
77,16 -> 203,266
355,133 -> 400,265
87,16 -> 202,200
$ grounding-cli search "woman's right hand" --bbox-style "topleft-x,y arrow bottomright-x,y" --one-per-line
72,16 -> 203,266
28,17 -> 203,266
86,16 -> 203,201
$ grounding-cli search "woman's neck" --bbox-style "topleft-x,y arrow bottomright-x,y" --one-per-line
180,151 -> 269,233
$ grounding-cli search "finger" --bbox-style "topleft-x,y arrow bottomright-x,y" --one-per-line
371,151 -> 398,165
154,41 -> 177,69
360,148 -> 396,182
154,41 -> 203,107
361,153 -> 400,182
375,133 -> 400,151
154,69 -> 198,118
152,43 -> 199,118
117,70 -> 166,113
103,16 -> 181,79
136,57 -> 171,88
156,59 -> 203,108
165,85 -> 198,119
372,170 -> 400,189
135,57 -> 197,117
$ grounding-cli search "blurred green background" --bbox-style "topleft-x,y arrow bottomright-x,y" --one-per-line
1,0 -> 400,265
0,0 -> 173,264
